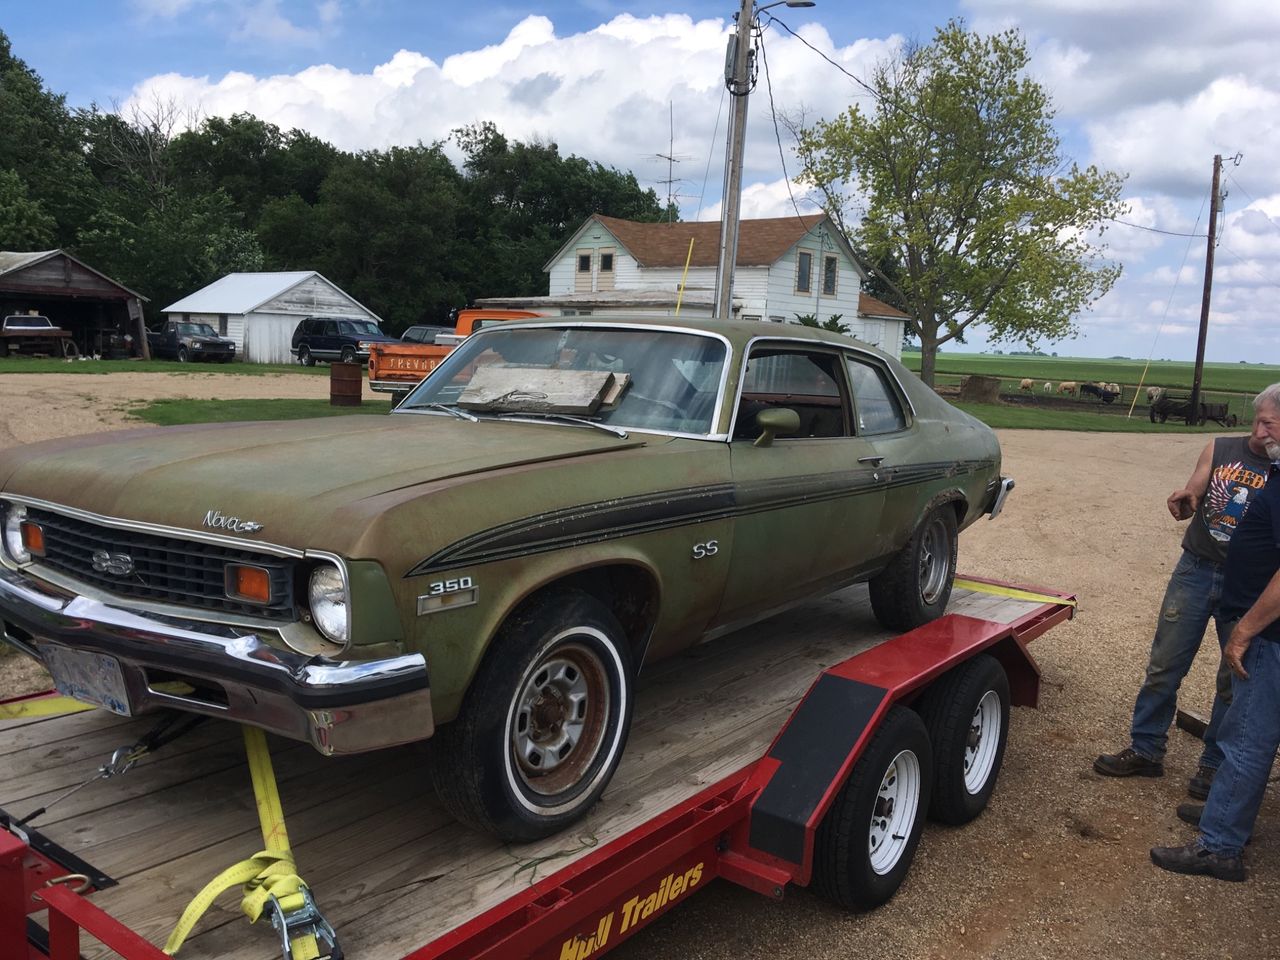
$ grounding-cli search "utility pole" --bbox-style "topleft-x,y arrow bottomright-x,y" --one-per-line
714,0 -> 754,320
1188,154 -> 1222,427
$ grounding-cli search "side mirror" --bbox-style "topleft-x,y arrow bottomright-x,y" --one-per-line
753,407 -> 801,447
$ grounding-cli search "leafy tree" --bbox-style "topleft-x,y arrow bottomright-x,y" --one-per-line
454,122 -> 666,298
0,169 -> 56,247
796,21 -> 1126,386
0,31 -> 99,246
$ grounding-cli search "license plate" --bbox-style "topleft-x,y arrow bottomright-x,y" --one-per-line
38,644 -> 132,716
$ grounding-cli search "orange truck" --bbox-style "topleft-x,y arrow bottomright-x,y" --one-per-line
368,308 -> 542,405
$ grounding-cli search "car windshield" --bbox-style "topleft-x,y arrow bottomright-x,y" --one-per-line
177,323 -> 217,336
4,316 -> 52,328
339,320 -> 382,336
399,325 -> 727,435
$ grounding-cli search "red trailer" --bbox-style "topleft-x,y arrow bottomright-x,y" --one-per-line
1,576 -> 1073,960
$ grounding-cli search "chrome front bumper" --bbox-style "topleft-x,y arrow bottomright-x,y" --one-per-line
0,566 -> 432,756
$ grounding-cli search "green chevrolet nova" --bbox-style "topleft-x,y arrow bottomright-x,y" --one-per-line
0,318 -> 1011,840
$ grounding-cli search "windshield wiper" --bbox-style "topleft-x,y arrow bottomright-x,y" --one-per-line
491,412 -> 629,439
415,402 -> 479,422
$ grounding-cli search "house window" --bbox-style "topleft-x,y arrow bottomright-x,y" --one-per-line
597,248 -> 615,291
218,314 -> 228,336
577,254 -> 592,273
822,256 -> 838,296
796,251 -> 813,293
575,249 -> 593,292
600,253 -> 613,272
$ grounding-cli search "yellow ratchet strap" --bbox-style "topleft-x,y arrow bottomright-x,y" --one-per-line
164,727 -> 324,959
0,695 -> 97,720
953,578 -> 1078,608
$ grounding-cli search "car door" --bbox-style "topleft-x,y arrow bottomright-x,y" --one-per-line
712,343 -> 887,630
843,352 -> 921,553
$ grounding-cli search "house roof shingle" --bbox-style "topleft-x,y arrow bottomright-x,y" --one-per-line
858,293 -> 911,320
589,214 -> 827,268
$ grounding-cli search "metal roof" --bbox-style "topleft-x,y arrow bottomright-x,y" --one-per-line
162,271 -> 320,315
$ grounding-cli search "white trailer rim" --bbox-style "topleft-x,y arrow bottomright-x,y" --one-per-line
964,689 -> 1002,794
868,748 -> 922,875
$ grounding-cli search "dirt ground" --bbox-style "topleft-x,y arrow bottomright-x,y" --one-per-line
1,371 -> 1276,959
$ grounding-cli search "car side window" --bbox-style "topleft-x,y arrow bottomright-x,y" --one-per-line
845,356 -> 907,435
322,320 -> 338,336
735,349 -> 850,440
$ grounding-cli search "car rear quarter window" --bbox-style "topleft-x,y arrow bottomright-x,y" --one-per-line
845,356 -> 907,435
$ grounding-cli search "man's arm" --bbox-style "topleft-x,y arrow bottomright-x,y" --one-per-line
1167,439 -> 1216,520
1224,568 -> 1280,680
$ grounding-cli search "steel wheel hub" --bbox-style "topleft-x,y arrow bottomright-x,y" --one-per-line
868,749 -> 922,875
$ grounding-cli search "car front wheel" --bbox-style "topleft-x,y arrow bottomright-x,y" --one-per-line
869,504 -> 958,632
176,345 -> 188,362
431,590 -> 634,842
340,346 -> 357,364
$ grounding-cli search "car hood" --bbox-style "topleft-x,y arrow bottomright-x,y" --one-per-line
0,415 -> 648,553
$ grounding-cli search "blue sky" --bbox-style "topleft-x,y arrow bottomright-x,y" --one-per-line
7,1 -> 1280,363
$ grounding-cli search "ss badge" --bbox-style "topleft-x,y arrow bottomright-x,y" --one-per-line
691,540 -> 719,560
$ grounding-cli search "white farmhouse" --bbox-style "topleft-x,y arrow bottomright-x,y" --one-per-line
162,272 -> 382,364
475,214 -> 910,358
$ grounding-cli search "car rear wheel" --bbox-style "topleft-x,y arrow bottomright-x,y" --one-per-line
869,504 -> 958,632
431,589 -> 634,842
340,346 -> 357,364
298,345 -> 315,367
916,654 -> 1010,824
812,706 -> 932,909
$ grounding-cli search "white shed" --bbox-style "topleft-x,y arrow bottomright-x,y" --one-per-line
162,272 -> 382,364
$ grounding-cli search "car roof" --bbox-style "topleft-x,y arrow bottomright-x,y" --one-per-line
483,314 -> 887,356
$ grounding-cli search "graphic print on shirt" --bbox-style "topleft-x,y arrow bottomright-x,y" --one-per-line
1202,461 -> 1268,541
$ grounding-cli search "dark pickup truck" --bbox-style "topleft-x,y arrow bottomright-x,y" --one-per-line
147,320 -> 236,363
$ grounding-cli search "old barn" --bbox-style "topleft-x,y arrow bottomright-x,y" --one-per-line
0,250 -> 148,357
162,272 -> 383,364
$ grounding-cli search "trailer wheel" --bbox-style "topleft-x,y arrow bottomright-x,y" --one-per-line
431,590 -> 634,842
917,654 -> 1010,825
813,706 -> 932,909
869,505 -> 958,632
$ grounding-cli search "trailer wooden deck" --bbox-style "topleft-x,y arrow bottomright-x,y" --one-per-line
1,581 -> 1053,960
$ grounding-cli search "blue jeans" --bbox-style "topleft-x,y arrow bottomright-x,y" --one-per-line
1199,635 -> 1280,857
1129,550 -> 1233,767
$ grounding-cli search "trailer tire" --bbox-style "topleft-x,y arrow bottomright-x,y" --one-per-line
812,706 -> 932,909
917,654 -> 1010,825
869,505 -> 958,632
430,590 -> 634,842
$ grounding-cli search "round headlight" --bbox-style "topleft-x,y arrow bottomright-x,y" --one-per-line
308,564 -> 349,644
3,502 -> 30,564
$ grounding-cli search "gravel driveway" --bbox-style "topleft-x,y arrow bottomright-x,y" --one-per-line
0,371 -> 1275,959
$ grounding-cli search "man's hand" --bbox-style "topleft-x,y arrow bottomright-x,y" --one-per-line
1224,628 -> 1252,680
1167,489 -> 1198,521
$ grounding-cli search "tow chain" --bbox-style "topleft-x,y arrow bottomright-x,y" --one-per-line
15,710 -> 207,826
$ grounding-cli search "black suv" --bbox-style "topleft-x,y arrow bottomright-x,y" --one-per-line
291,316 -> 398,366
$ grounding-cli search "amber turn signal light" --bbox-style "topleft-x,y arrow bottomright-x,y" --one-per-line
19,521 -> 44,557
226,564 -> 271,604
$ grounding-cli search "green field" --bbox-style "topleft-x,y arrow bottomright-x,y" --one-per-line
902,351 -> 1280,395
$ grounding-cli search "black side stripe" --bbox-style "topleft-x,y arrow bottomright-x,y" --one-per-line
405,459 -> 995,577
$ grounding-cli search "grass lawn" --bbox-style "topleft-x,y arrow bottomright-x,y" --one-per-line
130,398 -> 392,426
902,351 -> 1280,396
1,356 -> 323,376
951,401 -> 1226,432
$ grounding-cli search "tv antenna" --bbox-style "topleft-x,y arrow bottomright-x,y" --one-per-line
649,101 -> 694,221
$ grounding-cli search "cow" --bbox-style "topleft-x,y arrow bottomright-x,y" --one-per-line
1080,382 -> 1105,400
1019,378 -> 1035,392
1043,382 -> 1053,393
1147,386 -> 1163,402
1059,381 -> 1078,396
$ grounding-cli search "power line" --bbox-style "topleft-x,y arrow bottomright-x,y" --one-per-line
757,23 -> 809,223
694,82 -> 728,222
1218,243 -> 1278,288
1109,219 -> 1207,238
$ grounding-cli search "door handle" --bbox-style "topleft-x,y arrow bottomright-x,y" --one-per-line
858,455 -> 885,465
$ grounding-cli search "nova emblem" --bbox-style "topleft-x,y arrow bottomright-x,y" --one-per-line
91,550 -> 135,577
203,510 -> 264,534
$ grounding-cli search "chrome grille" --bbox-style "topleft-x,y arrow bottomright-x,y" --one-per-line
28,508 -> 297,620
